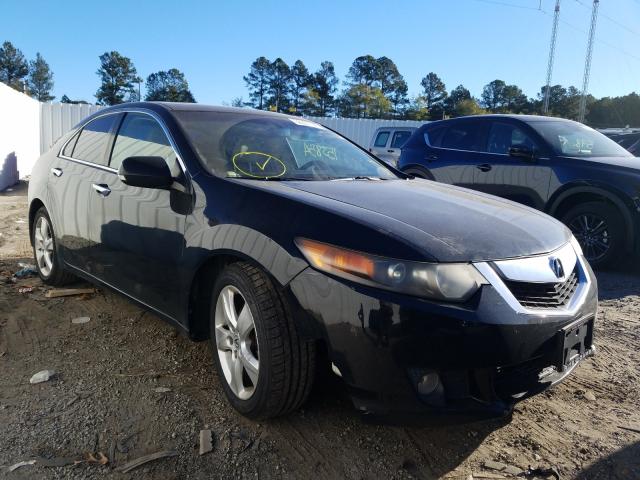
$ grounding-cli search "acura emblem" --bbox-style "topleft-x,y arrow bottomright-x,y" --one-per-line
550,257 -> 565,279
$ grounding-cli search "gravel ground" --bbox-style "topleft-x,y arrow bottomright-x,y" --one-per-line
1,181 -> 639,479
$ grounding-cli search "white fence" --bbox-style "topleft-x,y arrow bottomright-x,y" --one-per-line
304,117 -> 425,147
40,103 -> 102,154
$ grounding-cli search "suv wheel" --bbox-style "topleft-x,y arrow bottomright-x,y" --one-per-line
561,201 -> 624,268
31,207 -> 75,285
209,262 -> 315,418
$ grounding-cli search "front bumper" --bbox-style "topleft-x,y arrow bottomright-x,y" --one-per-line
287,251 -> 598,421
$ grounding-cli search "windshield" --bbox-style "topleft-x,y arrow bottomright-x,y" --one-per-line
175,111 -> 398,180
530,121 -> 633,158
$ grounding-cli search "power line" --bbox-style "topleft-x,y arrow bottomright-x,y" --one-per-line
574,0 -> 640,38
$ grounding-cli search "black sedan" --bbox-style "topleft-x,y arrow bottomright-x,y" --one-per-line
28,103 -> 597,420
398,115 -> 640,268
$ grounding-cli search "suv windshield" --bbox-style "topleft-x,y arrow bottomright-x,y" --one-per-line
530,121 -> 633,158
175,111 -> 397,180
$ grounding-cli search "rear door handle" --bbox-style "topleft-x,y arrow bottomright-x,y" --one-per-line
92,183 -> 111,197
50,168 -> 63,177
476,163 -> 492,172
387,149 -> 395,153
425,154 -> 438,162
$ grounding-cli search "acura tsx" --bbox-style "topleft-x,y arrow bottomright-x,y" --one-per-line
28,103 -> 597,420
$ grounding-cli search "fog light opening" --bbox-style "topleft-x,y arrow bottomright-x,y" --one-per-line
417,371 -> 440,396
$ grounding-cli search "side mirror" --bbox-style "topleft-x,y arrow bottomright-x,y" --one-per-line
118,156 -> 173,189
508,145 -> 536,161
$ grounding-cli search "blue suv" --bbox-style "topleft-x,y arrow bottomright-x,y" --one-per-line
398,114 -> 640,268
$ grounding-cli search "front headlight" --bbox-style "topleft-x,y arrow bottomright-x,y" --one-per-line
295,238 -> 487,302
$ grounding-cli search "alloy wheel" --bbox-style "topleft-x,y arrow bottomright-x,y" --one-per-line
214,285 -> 260,400
34,216 -> 54,277
568,213 -> 610,262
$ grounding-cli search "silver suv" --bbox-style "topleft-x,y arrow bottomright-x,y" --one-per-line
369,126 -> 417,166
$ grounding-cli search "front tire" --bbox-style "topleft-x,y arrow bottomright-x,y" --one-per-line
209,262 -> 315,419
561,201 -> 625,269
31,207 -> 75,285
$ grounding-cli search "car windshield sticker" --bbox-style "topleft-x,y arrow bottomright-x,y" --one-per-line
286,138 -> 338,166
232,151 -> 287,178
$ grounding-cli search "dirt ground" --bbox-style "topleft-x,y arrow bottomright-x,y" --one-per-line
1,181 -> 639,480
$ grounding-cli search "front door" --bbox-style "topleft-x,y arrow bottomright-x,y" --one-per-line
472,120 -> 552,210
89,112 -> 189,319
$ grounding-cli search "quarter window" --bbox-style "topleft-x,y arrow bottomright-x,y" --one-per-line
62,132 -> 79,157
487,122 -> 537,155
391,131 -> 412,149
440,122 -> 485,152
374,131 -> 390,147
110,113 -> 178,174
71,115 -> 119,165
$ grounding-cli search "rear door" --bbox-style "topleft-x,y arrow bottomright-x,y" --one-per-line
422,119 -> 487,189
472,120 -> 552,209
370,129 -> 391,163
50,113 -> 121,270
88,112 -> 188,319
385,129 -> 414,166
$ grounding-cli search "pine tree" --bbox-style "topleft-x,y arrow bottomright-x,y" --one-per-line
27,53 -> 54,101
0,41 -> 29,91
95,51 -> 139,105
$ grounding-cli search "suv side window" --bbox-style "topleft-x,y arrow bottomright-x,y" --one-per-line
391,131 -> 411,149
110,113 -> 178,175
487,122 -> 537,155
374,131 -> 390,147
424,125 -> 447,147
440,121 -> 486,152
71,115 -> 120,166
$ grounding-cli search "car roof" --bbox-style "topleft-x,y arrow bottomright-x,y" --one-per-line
426,114 -> 582,127
102,101 -> 295,118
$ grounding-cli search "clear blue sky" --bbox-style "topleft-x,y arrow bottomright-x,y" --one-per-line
3,0 -> 639,105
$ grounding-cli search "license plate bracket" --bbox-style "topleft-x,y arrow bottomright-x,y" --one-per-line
555,317 -> 594,372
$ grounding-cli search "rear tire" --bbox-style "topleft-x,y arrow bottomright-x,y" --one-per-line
31,207 -> 75,285
209,262 -> 315,419
561,201 -> 625,269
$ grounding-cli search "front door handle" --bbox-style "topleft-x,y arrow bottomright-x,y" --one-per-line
476,163 -> 492,172
387,149 -> 395,153
50,168 -> 63,177
92,183 -> 111,197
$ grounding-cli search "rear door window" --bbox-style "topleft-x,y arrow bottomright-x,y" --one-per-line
440,121 -> 485,152
62,132 -> 79,157
71,115 -> 120,166
424,125 -> 447,147
391,131 -> 412,149
110,113 -> 179,175
374,131 -> 390,147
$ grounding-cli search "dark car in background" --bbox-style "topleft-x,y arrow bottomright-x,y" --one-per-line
604,131 -> 640,157
28,103 -> 597,421
399,115 -> 640,268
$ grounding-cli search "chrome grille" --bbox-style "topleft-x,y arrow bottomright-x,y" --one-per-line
503,268 -> 579,309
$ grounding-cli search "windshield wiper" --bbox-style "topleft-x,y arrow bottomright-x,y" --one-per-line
330,176 -> 388,181
229,176 -> 313,181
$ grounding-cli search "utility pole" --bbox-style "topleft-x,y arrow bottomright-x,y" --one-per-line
543,0 -> 561,114
578,0 -> 599,123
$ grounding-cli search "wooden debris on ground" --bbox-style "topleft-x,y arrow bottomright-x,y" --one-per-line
116,450 -> 178,473
45,287 -> 95,298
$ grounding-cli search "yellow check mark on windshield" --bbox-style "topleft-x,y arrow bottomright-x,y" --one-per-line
256,157 -> 271,170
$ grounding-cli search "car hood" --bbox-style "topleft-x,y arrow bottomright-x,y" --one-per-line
259,179 -> 571,262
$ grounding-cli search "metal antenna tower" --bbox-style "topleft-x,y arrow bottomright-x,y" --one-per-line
578,0 -> 600,123
543,0 -> 561,114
